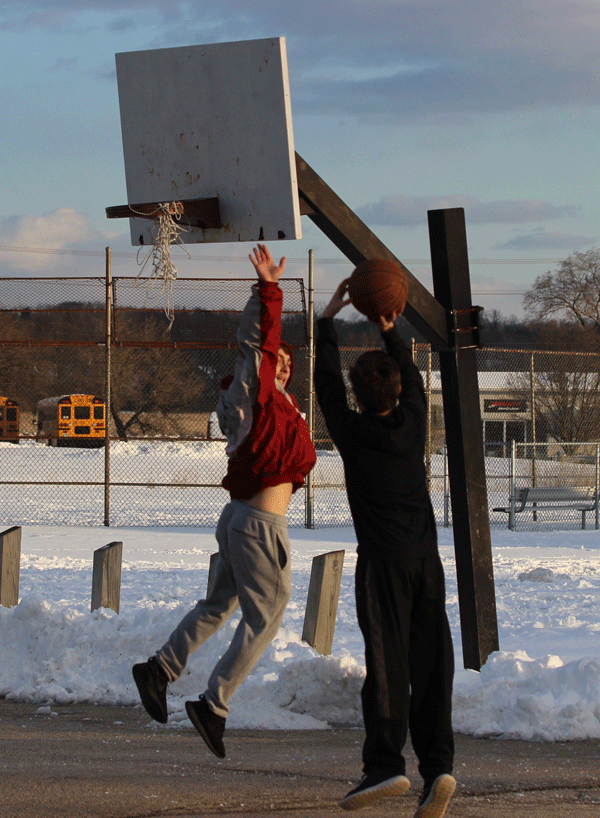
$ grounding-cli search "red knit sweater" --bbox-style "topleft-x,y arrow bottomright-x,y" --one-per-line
216,281 -> 316,501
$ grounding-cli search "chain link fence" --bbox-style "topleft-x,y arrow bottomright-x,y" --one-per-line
414,345 -> 600,532
312,343 -> 600,532
0,274 -> 310,527
2,274 -> 600,531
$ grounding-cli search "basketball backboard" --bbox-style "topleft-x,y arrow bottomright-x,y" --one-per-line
114,37 -> 301,246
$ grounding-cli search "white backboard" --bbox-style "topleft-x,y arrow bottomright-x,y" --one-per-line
115,37 -> 301,245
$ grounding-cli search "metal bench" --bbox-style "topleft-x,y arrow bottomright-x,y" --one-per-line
494,486 -> 600,530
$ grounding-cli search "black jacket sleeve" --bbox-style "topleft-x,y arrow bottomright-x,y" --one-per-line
314,317 -> 357,449
381,327 -> 427,409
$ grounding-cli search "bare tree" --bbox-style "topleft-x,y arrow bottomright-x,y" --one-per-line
110,344 -> 210,440
508,366 -> 600,443
523,249 -> 600,346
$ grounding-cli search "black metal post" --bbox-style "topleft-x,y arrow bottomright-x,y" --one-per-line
428,208 -> 499,669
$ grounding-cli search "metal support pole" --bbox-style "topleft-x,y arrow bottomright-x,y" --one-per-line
428,207 -> 499,670
530,352 -> 537,520
104,247 -> 112,527
530,352 -> 537,487
509,439 -> 516,531
594,443 -> 600,529
443,440 -> 450,527
305,249 -> 315,529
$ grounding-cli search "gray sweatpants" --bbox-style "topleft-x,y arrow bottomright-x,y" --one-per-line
156,499 -> 291,718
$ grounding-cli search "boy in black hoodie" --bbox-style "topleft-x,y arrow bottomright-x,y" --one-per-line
314,278 -> 455,818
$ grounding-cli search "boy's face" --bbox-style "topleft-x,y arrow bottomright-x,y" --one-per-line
276,347 -> 291,388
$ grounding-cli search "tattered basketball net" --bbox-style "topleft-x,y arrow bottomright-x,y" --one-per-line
132,202 -> 191,329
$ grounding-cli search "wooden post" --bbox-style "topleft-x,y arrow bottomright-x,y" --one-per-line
91,542 -> 123,614
302,550 -> 345,655
0,526 -> 21,608
207,552 -> 219,597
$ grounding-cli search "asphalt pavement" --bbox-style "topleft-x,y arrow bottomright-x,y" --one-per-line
0,700 -> 599,817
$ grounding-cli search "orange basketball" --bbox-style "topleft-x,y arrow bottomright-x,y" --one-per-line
347,259 -> 408,320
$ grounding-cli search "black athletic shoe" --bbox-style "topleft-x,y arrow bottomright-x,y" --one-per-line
414,774 -> 456,818
185,695 -> 226,758
339,769 -> 410,811
132,657 -> 168,724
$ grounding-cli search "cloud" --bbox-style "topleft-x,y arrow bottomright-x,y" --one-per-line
291,62 -> 600,119
494,229 -> 597,251
49,57 -> 77,73
0,209 -> 106,272
214,1 -> 600,117
356,195 -> 577,228
2,1 -> 600,116
106,17 -> 136,33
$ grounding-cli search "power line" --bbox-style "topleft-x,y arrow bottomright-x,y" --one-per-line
0,245 -> 563,265
316,288 -> 526,296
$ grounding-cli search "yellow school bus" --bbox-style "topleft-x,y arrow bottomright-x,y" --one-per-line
0,398 -> 19,443
36,394 -> 106,447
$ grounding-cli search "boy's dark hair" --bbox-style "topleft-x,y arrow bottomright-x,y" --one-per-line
349,350 -> 401,413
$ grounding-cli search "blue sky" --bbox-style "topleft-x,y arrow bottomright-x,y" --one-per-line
1,0 -> 599,318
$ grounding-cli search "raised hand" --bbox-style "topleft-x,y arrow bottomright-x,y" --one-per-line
372,311 -> 399,332
248,244 -> 286,283
322,278 -> 352,318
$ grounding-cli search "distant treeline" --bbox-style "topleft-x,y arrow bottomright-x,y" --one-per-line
4,297 -> 595,350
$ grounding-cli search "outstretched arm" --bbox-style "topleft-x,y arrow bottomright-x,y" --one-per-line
314,313 -> 354,449
218,246 -> 285,451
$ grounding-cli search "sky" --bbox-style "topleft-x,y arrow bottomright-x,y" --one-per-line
1,0 -> 600,319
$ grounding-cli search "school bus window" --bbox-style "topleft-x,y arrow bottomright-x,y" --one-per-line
75,406 -> 91,420
6,408 -> 17,421
60,407 -> 71,419
0,409 -> 3,421
94,406 -> 104,419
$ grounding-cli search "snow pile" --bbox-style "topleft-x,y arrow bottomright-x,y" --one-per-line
2,524 -> 600,741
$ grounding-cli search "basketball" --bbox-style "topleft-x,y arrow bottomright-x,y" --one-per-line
347,259 -> 409,320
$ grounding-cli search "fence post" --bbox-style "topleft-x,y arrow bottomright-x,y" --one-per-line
91,541 -> 123,613
443,440 -> 450,527
302,550 -> 345,655
508,440 -> 516,530
0,526 -> 21,608
104,246 -> 112,527
425,343 -> 432,493
530,352 -> 537,488
305,248 -> 315,529
207,552 -> 219,597
594,443 -> 600,529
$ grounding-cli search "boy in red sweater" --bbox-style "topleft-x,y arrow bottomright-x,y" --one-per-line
133,245 -> 316,757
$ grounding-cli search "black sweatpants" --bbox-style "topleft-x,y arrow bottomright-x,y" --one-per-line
355,552 -> 454,784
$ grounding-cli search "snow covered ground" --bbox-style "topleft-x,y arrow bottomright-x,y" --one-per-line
2,521 -> 600,742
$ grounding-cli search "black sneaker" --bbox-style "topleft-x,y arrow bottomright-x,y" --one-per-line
339,769 -> 410,811
132,657 -> 168,724
185,695 -> 226,758
414,774 -> 456,818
